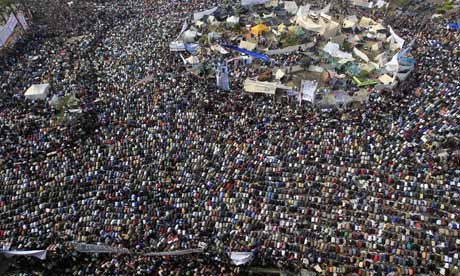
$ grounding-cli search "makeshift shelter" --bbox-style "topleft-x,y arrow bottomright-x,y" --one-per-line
195,21 -> 206,28
182,30 -> 198,43
226,16 -> 240,26
243,79 -> 292,94
323,42 -> 353,60
251,24 -> 269,36
296,16 -> 339,38
185,56 -> 200,65
208,32 -> 221,44
24,84 -> 50,100
343,15 -> 358,29
239,40 -> 257,51
277,23 -> 288,33
284,1 -> 298,15
353,47 -> 369,63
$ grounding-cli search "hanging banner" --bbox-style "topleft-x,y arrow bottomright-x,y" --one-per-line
0,13 -> 19,47
16,11 -> 29,31
221,45 -> 269,62
6,13 -> 18,34
0,26 -> 9,47
175,21 -> 188,41
1,250 -> 47,260
241,0 -> 270,6
144,248 -> 203,256
73,243 -> 131,254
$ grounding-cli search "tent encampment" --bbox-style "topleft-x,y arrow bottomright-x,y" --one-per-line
24,84 -> 50,100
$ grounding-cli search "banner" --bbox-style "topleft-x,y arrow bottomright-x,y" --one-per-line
193,7 -> 217,22
132,74 -> 155,87
175,21 -> 188,41
73,243 -> 131,254
17,11 -> 29,31
301,80 -> 317,104
170,41 -> 186,52
241,0 -> 270,6
221,45 -> 269,62
388,26 -> 405,50
6,13 -> 18,34
0,13 -> 18,47
229,252 -> 254,266
0,26 -> 9,47
447,23 -> 460,30
1,250 -> 47,260
144,248 -> 203,256
216,63 -> 230,91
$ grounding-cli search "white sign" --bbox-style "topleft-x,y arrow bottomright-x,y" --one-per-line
301,80 -> 317,104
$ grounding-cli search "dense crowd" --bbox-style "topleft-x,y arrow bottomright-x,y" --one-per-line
1,0 -> 459,275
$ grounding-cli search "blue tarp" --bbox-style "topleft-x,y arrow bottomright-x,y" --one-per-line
185,43 -> 200,55
221,45 -> 270,62
447,23 -> 460,30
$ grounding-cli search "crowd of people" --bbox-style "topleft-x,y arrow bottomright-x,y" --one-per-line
1,0 -> 459,275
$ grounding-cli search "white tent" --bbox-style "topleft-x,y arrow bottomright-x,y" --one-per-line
185,56 -> 200,65
182,30 -> 198,43
387,26 -> 405,50
353,47 -> 369,63
239,40 -> 257,51
226,16 -> 240,25
323,42 -> 353,60
243,79 -> 292,95
24,84 -> 50,100
343,15 -> 358,29
296,16 -> 339,38
284,1 -> 298,14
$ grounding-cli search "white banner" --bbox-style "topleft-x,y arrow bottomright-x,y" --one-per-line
17,11 -> 29,30
73,243 -> 131,254
1,250 -> 47,260
176,21 -> 188,41
229,252 -> 254,266
301,80 -> 317,104
144,248 -> 203,256
388,26 -> 405,50
241,0 -> 270,6
133,74 -> 155,87
0,13 -> 18,47
0,26 -> 9,47
216,63 -> 230,91
6,13 -> 18,33
193,7 -> 217,22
